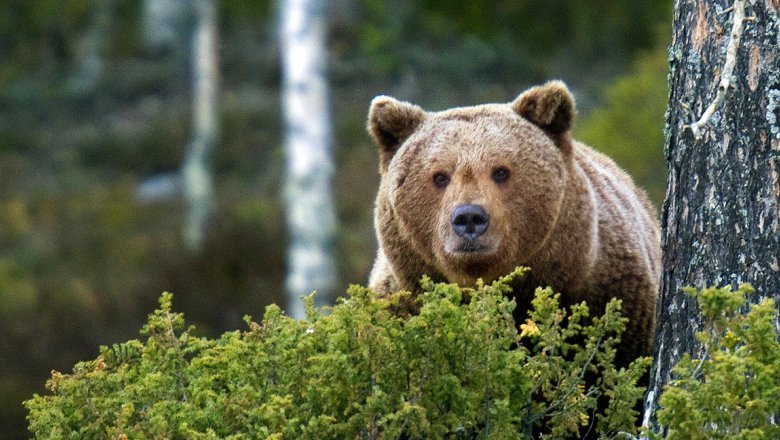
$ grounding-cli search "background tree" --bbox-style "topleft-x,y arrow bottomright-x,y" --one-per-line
68,0 -> 113,95
182,0 -> 219,251
644,0 -> 780,432
141,0 -> 190,58
280,0 -> 337,318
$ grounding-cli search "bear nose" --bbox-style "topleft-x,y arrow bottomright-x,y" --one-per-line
451,204 -> 490,240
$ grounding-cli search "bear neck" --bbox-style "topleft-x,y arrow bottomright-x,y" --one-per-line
527,144 -> 599,296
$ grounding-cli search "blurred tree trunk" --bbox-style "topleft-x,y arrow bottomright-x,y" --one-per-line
182,0 -> 219,251
644,0 -> 780,433
69,0 -> 113,95
280,0 -> 337,319
141,0 -> 190,58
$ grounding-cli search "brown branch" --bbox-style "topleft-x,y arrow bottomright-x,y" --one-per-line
687,0 -> 746,140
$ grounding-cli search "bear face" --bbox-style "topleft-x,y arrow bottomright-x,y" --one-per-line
367,81 -> 661,365
369,81 -> 578,287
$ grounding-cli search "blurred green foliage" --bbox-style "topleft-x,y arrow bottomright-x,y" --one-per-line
26,269 -> 650,439
0,0 -> 670,436
575,39 -> 670,206
355,0 -> 669,88
649,284 -> 780,439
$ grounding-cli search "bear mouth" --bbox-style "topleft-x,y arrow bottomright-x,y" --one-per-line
442,234 -> 501,262
453,241 -> 491,253
446,238 -> 500,259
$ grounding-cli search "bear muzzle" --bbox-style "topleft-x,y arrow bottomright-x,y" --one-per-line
450,204 -> 490,244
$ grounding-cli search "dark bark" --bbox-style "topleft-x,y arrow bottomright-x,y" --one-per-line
644,0 -> 780,433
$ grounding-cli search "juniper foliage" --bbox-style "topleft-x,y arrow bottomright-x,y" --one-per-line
651,284 -> 780,439
26,268 -> 650,439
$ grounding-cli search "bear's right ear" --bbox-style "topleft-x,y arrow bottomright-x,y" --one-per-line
512,80 -> 576,137
368,96 -> 426,172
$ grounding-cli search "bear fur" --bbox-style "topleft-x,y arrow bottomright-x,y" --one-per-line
366,81 -> 661,362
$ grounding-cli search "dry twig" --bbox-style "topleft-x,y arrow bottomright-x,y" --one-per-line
687,0 -> 747,140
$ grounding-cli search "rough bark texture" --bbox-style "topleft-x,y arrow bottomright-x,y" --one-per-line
644,0 -> 780,432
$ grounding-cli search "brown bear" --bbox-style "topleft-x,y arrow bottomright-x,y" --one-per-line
366,81 -> 661,363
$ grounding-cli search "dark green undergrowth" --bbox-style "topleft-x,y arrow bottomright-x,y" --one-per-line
652,284 -> 780,439
25,268 -> 651,439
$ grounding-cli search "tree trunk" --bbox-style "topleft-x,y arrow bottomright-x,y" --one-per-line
280,0 -> 337,319
141,0 -> 190,58
69,0 -> 113,95
644,0 -> 780,433
182,0 -> 219,251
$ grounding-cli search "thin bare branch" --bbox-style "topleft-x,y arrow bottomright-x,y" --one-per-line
687,0 -> 746,140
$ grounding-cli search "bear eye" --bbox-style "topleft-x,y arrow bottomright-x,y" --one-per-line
492,167 -> 510,183
432,172 -> 450,188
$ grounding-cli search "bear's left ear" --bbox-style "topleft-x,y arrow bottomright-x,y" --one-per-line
368,96 -> 427,172
512,80 -> 576,136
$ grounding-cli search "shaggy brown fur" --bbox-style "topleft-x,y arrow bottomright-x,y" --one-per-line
367,81 -> 661,362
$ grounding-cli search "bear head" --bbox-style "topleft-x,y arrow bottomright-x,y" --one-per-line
368,81 -> 578,286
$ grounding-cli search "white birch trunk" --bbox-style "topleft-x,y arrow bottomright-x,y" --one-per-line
280,0 -> 337,319
182,0 -> 219,251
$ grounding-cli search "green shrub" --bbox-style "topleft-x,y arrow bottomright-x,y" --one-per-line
25,268 -> 649,439
652,284 -> 780,439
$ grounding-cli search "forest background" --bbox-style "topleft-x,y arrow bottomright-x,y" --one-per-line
0,1 -> 670,437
